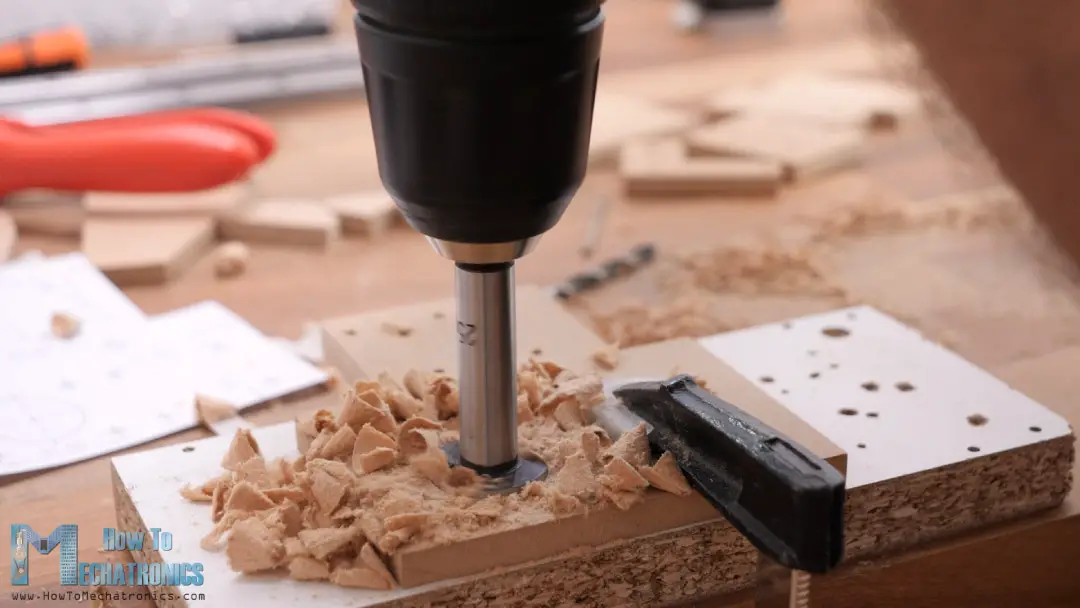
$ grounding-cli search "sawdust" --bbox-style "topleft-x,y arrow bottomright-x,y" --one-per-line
195,395 -> 239,428
591,343 -> 620,370
583,186 -> 1029,348
50,312 -> 80,339
183,359 -> 693,590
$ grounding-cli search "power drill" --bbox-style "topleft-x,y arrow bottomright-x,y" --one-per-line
352,0 -> 605,488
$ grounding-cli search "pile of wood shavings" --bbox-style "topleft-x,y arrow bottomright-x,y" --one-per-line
180,360 -> 692,590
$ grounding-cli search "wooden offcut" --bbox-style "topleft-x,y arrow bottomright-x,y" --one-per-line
688,115 -> 864,182
619,137 -> 784,197
81,217 -> 215,286
84,184 -> 249,217
589,92 -> 701,164
219,199 -> 340,249
323,190 -> 402,237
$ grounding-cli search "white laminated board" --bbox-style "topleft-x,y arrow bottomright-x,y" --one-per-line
699,305 -> 1072,488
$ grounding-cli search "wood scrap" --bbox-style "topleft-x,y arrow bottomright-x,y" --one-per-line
1,192 -> 84,237
84,183 -> 249,217
688,114 -> 864,182
589,92 -> 701,164
81,217 -> 216,286
50,312 -> 81,339
0,209 -> 15,262
620,137 -> 783,197
219,199 -> 340,249
706,72 -> 921,129
195,395 -> 250,437
323,190 -> 402,237
213,241 -> 250,279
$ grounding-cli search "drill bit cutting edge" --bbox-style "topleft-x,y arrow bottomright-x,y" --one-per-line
351,0 -> 605,488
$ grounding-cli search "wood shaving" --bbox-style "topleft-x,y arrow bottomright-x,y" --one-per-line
380,321 -> 413,337
50,312 -> 80,339
195,395 -> 239,427
639,452 -> 693,496
592,343 -> 620,370
183,360 -> 708,591
213,241 -> 249,279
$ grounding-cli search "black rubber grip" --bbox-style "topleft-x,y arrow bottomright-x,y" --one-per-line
613,375 -> 845,573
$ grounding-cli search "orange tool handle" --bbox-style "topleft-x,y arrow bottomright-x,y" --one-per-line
0,122 -> 260,196
0,27 -> 89,76
22,108 -> 278,162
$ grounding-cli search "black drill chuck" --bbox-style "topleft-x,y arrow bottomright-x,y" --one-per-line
352,0 -> 604,247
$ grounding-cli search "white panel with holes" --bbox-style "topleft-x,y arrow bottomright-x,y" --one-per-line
0,254 -> 327,476
699,305 -> 1072,488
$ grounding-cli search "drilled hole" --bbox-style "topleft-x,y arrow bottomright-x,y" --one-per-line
344,328 -> 357,336
1030,426 -> 1042,433
968,446 -> 981,453
760,376 -> 774,384
967,414 -> 988,427
857,443 -> 866,449
782,322 -> 792,330
829,363 -> 839,369
861,382 -> 879,392
866,412 -> 879,418
182,446 -> 195,453
895,381 -> 915,392
433,368 -> 445,374
807,350 -> 818,357
847,312 -> 858,321
839,408 -> 858,416
822,326 -> 850,338
531,348 -> 543,356
433,311 -> 445,320
809,372 -> 821,379
780,389 -> 789,395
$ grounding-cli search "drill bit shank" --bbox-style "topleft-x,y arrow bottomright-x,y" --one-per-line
455,262 -> 518,471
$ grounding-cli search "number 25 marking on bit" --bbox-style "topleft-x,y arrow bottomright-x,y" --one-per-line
457,321 -> 477,346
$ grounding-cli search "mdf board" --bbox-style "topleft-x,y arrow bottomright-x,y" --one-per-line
619,138 -> 784,198
1,192 -> 84,237
589,91 -> 701,164
81,217 -> 216,286
320,285 -> 607,385
687,115 -> 864,182
219,199 -> 340,249
112,336 -> 843,608
323,190 -> 402,237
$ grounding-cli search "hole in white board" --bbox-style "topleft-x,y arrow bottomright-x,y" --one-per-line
861,382 -> 879,392
866,412 -> 879,418
531,348 -> 543,356
760,376 -> 774,384
1030,426 -> 1042,433
780,389 -> 789,395
182,446 -> 195,453
807,350 -> 818,356
809,372 -> 821,379
967,414 -> 988,427
782,322 -> 792,330
856,443 -> 866,449
895,381 -> 915,392
822,326 -> 850,338
829,363 -> 839,369
433,368 -> 445,374
433,311 -> 446,320
847,312 -> 857,321
839,408 -> 858,416
967,446 -> 981,453
344,328 -> 357,336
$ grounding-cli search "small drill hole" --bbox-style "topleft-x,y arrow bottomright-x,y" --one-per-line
344,328 -> 357,336
182,446 -> 195,453
829,363 -> 839,369
531,348 -> 543,356
1030,426 -> 1042,433
857,443 -> 866,449
433,311 -> 445,320
782,322 -> 792,330
822,326 -> 850,338
968,446 -> 981,453
781,389 -> 789,395
433,368 -> 445,374
895,381 -> 915,392
967,414 -> 988,427
861,382 -> 879,392
807,350 -> 818,356
866,412 -> 879,418
839,408 -> 858,416
847,312 -> 857,321
760,376 -> 774,384
809,372 -> 821,379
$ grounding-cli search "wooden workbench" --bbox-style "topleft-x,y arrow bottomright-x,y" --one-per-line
2,0 -> 1078,606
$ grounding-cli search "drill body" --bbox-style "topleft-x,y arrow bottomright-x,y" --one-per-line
353,0 -> 605,482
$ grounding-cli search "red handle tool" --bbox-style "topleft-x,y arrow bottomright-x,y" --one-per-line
0,108 -> 277,198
